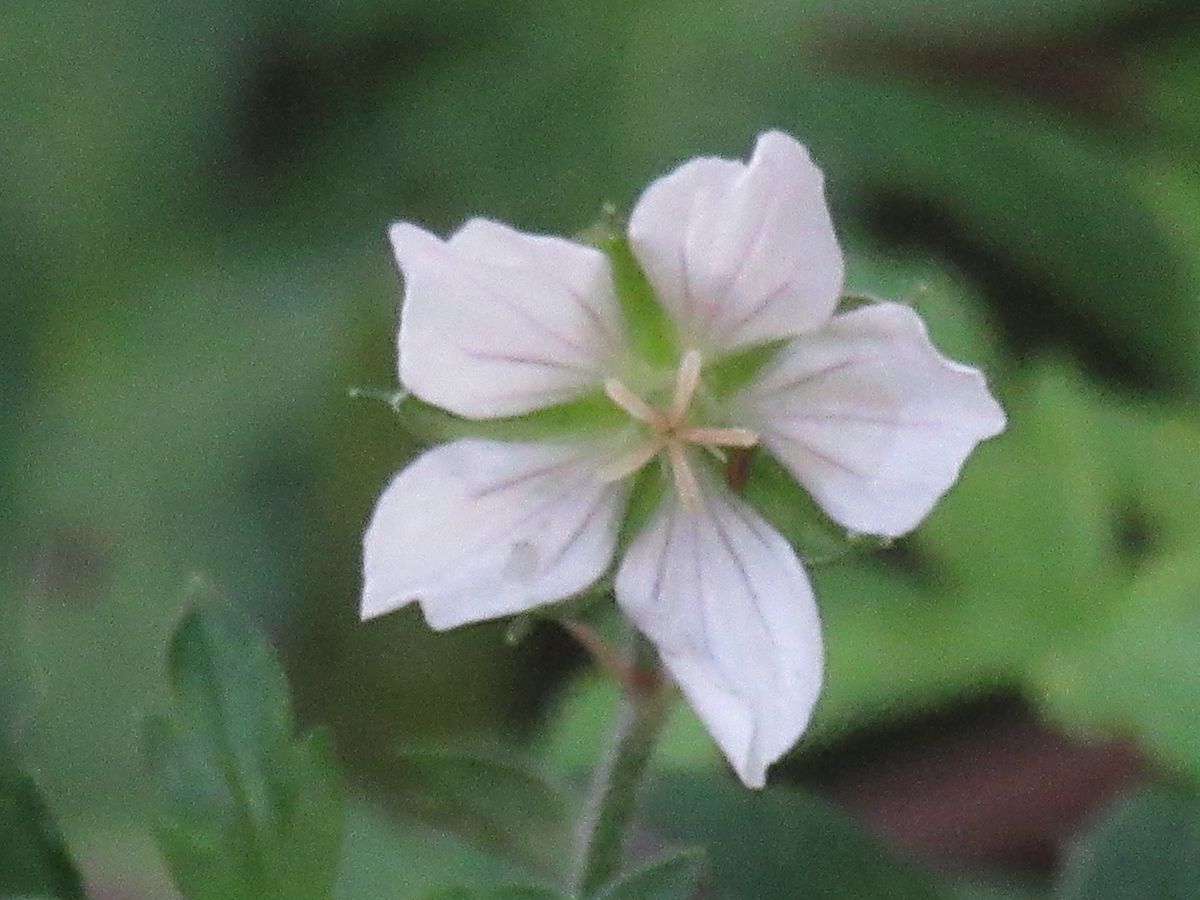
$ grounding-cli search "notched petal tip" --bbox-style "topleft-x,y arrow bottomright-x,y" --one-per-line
361,440 -> 624,633
391,214 -> 625,418
387,221 -> 441,269
751,129 -> 821,174
627,128 -> 844,353
615,487 -> 824,789
742,300 -> 1009,539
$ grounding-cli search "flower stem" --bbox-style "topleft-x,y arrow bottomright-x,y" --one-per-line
570,630 -> 673,897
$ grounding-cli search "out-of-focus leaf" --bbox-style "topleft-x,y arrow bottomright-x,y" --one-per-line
1144,33 -> 1200,149
0,755 -> 85,899
954,882 -> 1048,900
812,561 -> 1017,737
1136,160 -> 1200,393
645,775 -> 951,899
1090,392 -> 1200,554
818,0 -> 1174,41
334,802 -> 529,900
0,0 -> 249,261
621,29 -> 1198,387
1038,552 -> 1200,782
0,586 -> 32,753
540,675 -> 717,780
376,747 -> 574,881
1057,785 -> 1200,899
843,243 -> 1003,372
146,605 -> 344,900
790,74 -> 1197,392
591,849 -> 704,900
420,887 -> 567,900
916,363 -> 1115,651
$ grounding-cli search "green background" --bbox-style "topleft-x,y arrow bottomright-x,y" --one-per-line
4,0 -> 1200,896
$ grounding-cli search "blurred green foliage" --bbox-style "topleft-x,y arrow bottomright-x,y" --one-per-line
145,606 -> 343,900
0,754 -> 84,899
5,0 -> 1200,896
1057,785 -> 1200,899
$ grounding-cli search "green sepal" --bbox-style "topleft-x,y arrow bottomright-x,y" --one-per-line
741,451 -> 891,565
357,388 -> 626,446
702,339 -> 788,397
594,233 -> 678,369
836,292 -> 885,314
617,465 -> 668,550
504,578 -> 616,646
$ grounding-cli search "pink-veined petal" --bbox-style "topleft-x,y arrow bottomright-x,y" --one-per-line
391,218 -> 625,419
739,301 -> 1007,538
627,130 -> 843,354
615,484 -> 824,788
362,439 -> 624,628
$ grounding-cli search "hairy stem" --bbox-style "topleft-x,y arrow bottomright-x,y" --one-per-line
570,631 -> 672,896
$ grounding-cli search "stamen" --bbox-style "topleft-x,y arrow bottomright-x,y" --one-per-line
668,349 -> 703,424
604,378 -> 663,426
680,426 -> 759,448
596,437 -> 665,483
666,442 -> 702,510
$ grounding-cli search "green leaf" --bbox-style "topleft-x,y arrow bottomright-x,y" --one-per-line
333,802 -> 530,900
0,757 -> 85,899
818,0 -> 1166,41
375,747 -> 574,881
1057,785 -> 1200,900
811,561 -> 1016,736
916,363 -> 1116,649
591,849 -> 704,900
1037,551 -> 1200,781
146,605 -> 344,900
645,775 -> 951,899
419,887 -> 568,900
799,74 -> 1197,391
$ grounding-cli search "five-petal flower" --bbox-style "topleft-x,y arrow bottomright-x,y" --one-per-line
362,130 -> 1006,787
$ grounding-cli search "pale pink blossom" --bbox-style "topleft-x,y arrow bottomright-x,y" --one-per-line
362,131 -> 1006,787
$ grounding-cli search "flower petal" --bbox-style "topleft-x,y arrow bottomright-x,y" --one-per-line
739,302 -> 1007,538
615,485 -> 823,788
627,130 -> 843,354
362,438 -> 624,628
392,218 -> 625,419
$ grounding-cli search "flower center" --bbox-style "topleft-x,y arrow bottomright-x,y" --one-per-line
599,349 -> 758,509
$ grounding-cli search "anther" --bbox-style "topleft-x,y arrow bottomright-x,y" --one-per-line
666,442 -> 702,510
596,437 -> 665,483
668,349 -> 703,424
680,426 -> 759,448
604,378 -> 663,426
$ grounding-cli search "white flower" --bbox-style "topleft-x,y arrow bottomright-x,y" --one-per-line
362,131 -> 1006,787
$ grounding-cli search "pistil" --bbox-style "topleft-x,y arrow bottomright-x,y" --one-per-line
600,350 -> 759,509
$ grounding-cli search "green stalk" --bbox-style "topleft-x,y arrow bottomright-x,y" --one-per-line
570,632 -> 673,897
